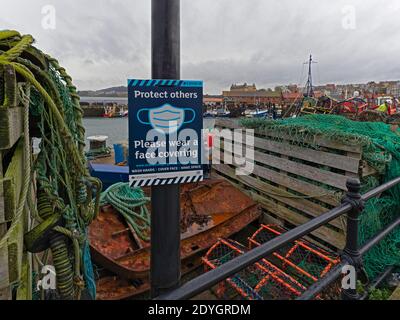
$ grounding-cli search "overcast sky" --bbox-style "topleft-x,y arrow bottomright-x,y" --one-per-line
1,0 -> 399,94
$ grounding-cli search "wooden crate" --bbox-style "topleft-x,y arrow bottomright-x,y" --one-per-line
0,80 -> 31,299
0,64 -> 23,225
16,252 -> 32,300
0,65 -> 23,151
212,119 -> 377,250
0,141 -> 26,294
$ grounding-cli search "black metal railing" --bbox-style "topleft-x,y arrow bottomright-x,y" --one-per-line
156,176 -> 400,300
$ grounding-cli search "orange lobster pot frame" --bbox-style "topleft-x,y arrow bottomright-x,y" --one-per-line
248,225 -> 340,287
202,239 -> 307,300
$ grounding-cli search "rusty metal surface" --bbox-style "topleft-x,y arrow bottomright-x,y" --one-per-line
96,276 -> 149,300
96,255 -> 202,300
89,179 -> 260,280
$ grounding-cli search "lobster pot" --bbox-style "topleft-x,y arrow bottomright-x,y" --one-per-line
249,225 -> 340,288
87,135 -> 108,151
202,239 -> 306,300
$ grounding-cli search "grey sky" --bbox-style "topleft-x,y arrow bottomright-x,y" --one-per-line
1,0 -> 399,94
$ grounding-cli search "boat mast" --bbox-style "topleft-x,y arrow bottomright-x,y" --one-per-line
304,54 -> 316,97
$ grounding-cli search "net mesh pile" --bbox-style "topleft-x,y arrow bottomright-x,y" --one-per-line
241,114 -> 400,278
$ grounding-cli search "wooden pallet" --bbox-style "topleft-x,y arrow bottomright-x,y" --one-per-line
0,70 -> 32,299
212,119 -> 377,251
0,140 -> 28,299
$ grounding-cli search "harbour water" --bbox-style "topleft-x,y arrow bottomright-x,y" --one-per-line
83,117 -> 216,148
84,117 -> 129,147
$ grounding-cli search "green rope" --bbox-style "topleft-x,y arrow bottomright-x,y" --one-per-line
0,30 -> 102,299
100,183 -> 151,242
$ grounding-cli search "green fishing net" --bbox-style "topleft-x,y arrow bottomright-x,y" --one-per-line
241,114 -> 400,278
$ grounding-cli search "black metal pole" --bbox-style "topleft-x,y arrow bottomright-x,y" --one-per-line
150,0 -> 181,298
341,178 -> 364,300
359,216 -> 400,256
362,176 -> 400,201
359,266 -> 395,300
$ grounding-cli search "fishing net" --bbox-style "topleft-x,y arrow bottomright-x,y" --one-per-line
241,114 -> 400,279
0,30 -> 102,299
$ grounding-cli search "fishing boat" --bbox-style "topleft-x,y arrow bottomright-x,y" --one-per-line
245,108 -> 269,118
103,105 -> 128,118
337,97 -> 368,118
215,104 -> 231,118
203,111 -> 215,118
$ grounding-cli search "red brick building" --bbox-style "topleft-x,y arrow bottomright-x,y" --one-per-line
203,95 -> 223,106
283,92 -> 303,104
222,83 -> 283,105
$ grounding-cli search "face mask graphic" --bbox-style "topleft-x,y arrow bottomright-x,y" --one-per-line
137,104 -> 195,135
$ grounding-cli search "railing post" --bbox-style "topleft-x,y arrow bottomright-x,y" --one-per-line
341,178 -> 365,300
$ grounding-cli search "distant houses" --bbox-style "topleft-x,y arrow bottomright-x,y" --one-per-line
79,80 -> 400,115
222,83 -> 282,106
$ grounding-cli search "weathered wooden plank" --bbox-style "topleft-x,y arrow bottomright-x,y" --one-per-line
262,130 -> 363,154
214,118 -> 240,130
16,252 -> 32,300
361,161 -> 378,178
4,140 -> 24,222
223,135 -> 360,173
259,211 -> 284,226
0,242 -> 9,290
0,148 -> 9,294
213,148 -> 342,206
251,164 -> 340,206
0,223 -> 11,298
0,151 -> 3,223
345,151 -> 361,178
215,145 -> 349,190
7,215 -> 25,285
278,154 -> 289,194
0,141 -> 25,290
0,64 -> 3,105
2,178 -> 15,222
0,107 -> 23,150
215,118 -> 363,153
0,191 -> 4,224
249,192 -> 345,249
212,170 -> 345,249
3,64 -> 17,107
214,164 -> 345,230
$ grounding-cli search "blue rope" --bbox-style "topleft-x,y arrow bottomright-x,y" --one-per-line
82,232 -> 96,300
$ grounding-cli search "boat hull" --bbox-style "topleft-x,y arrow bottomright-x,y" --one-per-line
89,179 -> 261,280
